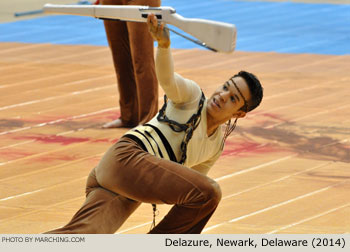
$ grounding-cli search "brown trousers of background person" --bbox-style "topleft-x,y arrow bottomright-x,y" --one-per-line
45,137 -> 222,234
101,0 -> 160,126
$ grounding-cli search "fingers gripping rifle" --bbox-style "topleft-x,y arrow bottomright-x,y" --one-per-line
43,4 -> 237,53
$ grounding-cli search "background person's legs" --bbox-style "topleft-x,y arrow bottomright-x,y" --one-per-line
101,0 -> 159,127
126,0 -> 160,125
101,0 -> 138,127
127,20 -> 158,125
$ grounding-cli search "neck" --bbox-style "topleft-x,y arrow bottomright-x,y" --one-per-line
206,111 -> 224,136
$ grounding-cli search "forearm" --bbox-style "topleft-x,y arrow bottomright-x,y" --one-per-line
156,48 -> 199,104
149,14 -> 199,104
155,47 -> 175,90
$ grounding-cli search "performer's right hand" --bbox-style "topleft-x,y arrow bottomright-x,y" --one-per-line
147,13 -> 170,48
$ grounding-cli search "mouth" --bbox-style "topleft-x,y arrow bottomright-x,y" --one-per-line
213,97 -> 221,108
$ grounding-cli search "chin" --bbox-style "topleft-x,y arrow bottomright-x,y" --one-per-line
207,101 -> 215,112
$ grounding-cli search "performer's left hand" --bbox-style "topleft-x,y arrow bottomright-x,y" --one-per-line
147,13 -> 170,48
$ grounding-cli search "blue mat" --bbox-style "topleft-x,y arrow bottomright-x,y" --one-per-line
0,0 -> 349,55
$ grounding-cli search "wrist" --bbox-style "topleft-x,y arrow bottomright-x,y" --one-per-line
158,41 -> 170,48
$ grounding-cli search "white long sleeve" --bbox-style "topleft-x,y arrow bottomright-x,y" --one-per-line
156,47 -> 201,104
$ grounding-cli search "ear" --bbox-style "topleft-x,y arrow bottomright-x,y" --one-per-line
233,110 -> 246,119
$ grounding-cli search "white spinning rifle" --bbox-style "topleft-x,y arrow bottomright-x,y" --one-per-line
43,4 -> 237,53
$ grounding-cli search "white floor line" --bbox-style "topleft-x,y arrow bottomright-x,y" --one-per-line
223,143 -> 268,157
0,132 -> 107,166
60,74 -> 115,88
0,140 -> 36,150
291,103 -> 350,123
2,46 -> 108,66
0,43 -> 48,54
0,150 -> 104,183
1,46 -> 109,89
0,69 -> 88,89
0,126 -> 32,136
222,162 -> 330,200
282,54 -> 345,72
0,189 -> 44,202
0,106 -> 116,137
0,84 -> 114,112
245,88 -> 343,120
267,202 -> 350,234
0,176 -> 88,203
215,154 -> 296,182
180,51 -> 267,71
263,85 -> 317,100
36,47 -> 108,64
264,103 -> 350,129
116,222 -> 153,234
30,95 -> 115,117
203,180 -> 348,233
0,195 -> 85,224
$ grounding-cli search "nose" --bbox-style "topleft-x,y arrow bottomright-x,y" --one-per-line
219,91 -> 230,102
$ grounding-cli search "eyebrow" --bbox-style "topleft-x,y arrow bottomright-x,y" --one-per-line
227,80 -> 241,102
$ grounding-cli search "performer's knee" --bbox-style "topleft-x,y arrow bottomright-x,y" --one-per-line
201,180 -> 222,208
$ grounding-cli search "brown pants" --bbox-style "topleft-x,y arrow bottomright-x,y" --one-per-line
45,137 -> 221,234
101,0 -> 160,126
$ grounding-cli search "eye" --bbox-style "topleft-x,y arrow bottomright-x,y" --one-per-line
230,96 -> 236,103
223,84 -> 228,91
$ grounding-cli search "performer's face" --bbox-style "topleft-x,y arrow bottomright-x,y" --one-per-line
207,76 -> 251,123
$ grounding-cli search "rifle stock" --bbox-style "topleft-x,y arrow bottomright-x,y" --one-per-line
43,4 -> 236,53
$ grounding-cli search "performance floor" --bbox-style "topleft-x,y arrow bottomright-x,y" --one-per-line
0,0 -> 349,233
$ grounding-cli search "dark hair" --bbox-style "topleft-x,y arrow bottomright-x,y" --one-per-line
233,71 -> 263,112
